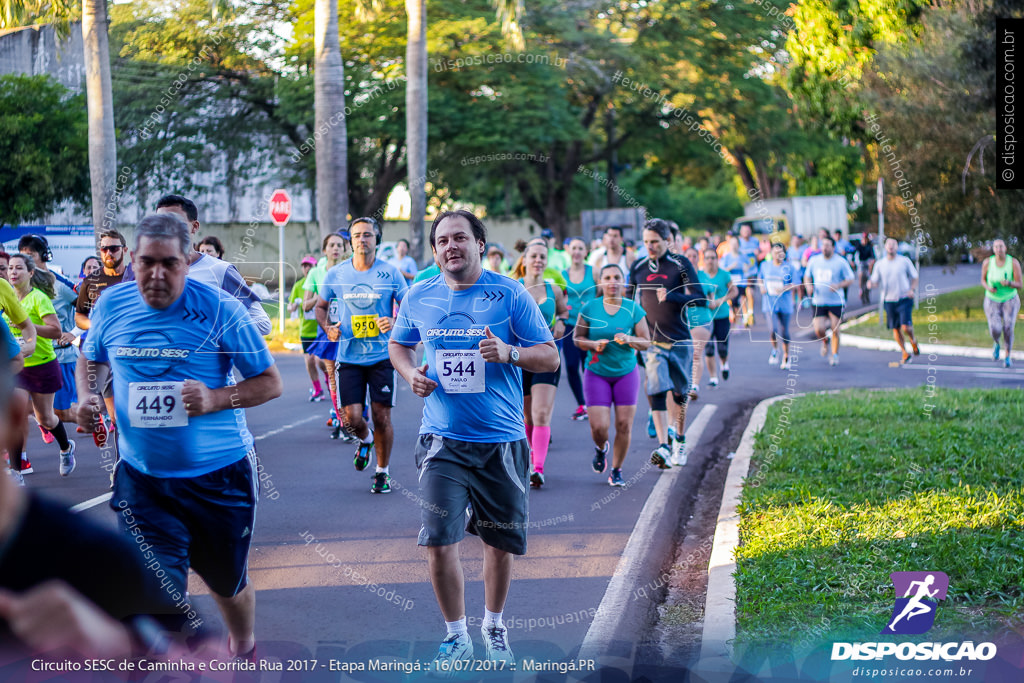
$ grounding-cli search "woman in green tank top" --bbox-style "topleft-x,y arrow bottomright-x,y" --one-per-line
513,240 -> 568,487
981,239 -> 1022,367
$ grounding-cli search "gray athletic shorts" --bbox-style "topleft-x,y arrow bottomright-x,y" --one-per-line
644,342 -> 693,397
414,433 -> 531,555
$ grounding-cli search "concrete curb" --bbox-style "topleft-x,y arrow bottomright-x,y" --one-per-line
696,394 -> 789,672
839,333 -> 1024,361
578,404 -> 719,674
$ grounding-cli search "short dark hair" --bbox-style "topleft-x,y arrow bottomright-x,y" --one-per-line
156,194 -> 199,223
198,235 -> 224,258
821,235 -> 836,247
604,226 -> 624,238
643,218 -> 672,242
397,238 -> 410,249
18,234 -> 49,260
134,214 -> 191,256
429,210 -> 487,248
98,229 -> 126,247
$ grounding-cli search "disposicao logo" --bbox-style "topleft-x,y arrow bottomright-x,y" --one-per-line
831,571 -> 997,662
883,571 -> 948,635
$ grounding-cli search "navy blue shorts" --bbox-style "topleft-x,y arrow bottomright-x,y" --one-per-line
111,454 -> 258,598
305,328 -> 339,361
884,298 -> 914,329
813,304 -> 844,320
53,361 -> 77,410
336,359 -> 396,406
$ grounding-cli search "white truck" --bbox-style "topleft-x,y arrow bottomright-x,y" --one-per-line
730,194 -> 849,243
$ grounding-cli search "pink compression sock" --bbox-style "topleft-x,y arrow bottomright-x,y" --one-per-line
532,426 -> 551,473
313,379 -> 322,393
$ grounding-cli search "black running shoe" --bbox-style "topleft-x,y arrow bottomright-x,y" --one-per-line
370,472 -> 391,494
592,442 -> 608,473
354,441 -> 373,471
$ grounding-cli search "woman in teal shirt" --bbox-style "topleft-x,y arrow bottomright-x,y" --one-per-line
574,264 -> 651,487
513,239 -> 568,488
700,248 -> 738,387
562,237 -> 598,421
684,247 -> 713,400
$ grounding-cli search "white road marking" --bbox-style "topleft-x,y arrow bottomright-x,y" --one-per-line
70,492 -> 113,513
72,413 -> 323,512
579,403 -> 718,662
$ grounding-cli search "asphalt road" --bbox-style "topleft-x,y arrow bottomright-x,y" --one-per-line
25,263 -> 1021,681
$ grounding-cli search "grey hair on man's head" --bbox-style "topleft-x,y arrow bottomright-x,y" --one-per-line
134,214 -> 192,256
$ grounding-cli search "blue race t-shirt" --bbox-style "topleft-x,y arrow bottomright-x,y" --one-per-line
805,254 -> 854,306
391,269 -> 553,442
0,318 -> 19,362
82,279 -> 275,478
738,236 -> 761,278
758,261 -> 795,314
319,259 -> 408,365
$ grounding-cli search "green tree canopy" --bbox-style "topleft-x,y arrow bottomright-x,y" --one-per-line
0,74 -> 89,227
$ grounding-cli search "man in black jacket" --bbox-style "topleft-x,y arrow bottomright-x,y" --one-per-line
629,218 -> 706,468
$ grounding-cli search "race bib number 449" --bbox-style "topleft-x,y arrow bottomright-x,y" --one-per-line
437,350 -> 485,394
128,382 -> 188,428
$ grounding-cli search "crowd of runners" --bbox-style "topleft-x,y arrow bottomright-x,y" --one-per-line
0,200 -> 1020,673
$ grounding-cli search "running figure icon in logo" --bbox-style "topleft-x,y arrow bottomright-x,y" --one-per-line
882,571 -> 949,635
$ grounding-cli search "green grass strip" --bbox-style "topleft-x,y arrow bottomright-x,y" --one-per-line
735,388 -> 1024,649
844,286 -> 1011,348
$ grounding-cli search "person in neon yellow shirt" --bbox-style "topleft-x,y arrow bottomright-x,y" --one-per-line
982,239 -> 1022,368
3,254 -> 76,477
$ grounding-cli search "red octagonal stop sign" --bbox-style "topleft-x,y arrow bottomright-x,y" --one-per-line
269,189 -> 292,225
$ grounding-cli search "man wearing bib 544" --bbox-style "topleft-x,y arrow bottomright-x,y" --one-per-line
389,210 -> 559,675
75,214 -> 283,657
316,217 -> 407,493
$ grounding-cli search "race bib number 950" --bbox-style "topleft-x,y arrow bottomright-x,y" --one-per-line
437,350 -> 485,394
351,314 -> 380,338
128,382 -> 188,428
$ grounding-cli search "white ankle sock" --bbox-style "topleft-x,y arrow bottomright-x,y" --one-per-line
446,617 -> 467,636
483,609 -> 504,629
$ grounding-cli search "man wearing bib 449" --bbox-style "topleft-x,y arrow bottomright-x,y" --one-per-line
389,210 -> 559,675
315,217 -> 408,493
75,215 -> 283,658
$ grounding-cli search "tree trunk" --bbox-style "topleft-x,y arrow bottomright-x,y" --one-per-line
405,0 -> 427,264
82,0 -> 117,237
314,0 -> 348,239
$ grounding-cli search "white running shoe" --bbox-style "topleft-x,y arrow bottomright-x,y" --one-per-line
650,443 -> 672,469
670,438 -> 688,467
7,469 -> 25,487
829,354 -> 839,367
430,632 -> 474,679
768,350 -> 779,365
780,358 -> 790,370
481,624 -> 514,664
59,441 -> 76,477
708,376 -> 719,387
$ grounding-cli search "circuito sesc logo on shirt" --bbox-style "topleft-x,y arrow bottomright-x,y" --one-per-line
114,330 -> 191,379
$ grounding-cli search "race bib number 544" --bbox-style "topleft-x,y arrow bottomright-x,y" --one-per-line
437,350 -> 485,394
128,382 -> 188,428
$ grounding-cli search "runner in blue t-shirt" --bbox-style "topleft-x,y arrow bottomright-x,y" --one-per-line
758,243 -> 796,369
737,224 -> 761,327
76,214 -> 282,659
316,217 -> 408,493
390,210 -> 558,673
804,236 -> 855,366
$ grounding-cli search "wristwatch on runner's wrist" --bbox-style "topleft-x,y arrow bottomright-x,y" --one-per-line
508,346 -> 520,365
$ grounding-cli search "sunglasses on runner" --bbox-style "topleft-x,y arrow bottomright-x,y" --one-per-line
100,245 -> 123,253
